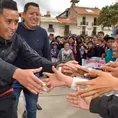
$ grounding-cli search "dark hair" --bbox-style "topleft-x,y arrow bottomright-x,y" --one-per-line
64,41 -> 69,46
49,33 -> 54,36
0,0 -> 18,14
24,2 -> 39,12
98,31 -> 104,36
87,41 -> 93,45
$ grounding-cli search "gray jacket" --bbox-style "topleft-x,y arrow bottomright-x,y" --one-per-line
57,48 -> 74,64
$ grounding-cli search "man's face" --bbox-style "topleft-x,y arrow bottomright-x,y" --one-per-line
23,5 -> 40,29
0,8 -> 19,40
98,33 -> 104,41
107,39 -> 114,49
112,35 -> 118,58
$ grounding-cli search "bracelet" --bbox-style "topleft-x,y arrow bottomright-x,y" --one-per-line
58,67 -> 62,72
71,77 -> 88,90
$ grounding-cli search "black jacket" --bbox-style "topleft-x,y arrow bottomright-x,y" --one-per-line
90,95 -> 118,118
0,33 -> 55,94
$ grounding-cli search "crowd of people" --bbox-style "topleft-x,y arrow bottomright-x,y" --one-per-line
1,0 -> 118,118
49,31 -> 116,65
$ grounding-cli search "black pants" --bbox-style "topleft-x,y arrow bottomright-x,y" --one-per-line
0,92 -> 17,118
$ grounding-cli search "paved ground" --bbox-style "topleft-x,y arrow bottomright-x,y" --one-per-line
18,87 -> 101,118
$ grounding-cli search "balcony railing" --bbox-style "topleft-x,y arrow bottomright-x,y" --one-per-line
92,22 -> 97,26
80,31 -> 88,35
64,30 -> 71,36
48,28 -> 54,32
80,21 -> 88,25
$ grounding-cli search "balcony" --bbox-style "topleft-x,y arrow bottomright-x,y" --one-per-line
64,30 -> 71,36
92,22 -> 97,26
48,28 -> 54,32
80,21 -> 88,25
80,31 -> 88,35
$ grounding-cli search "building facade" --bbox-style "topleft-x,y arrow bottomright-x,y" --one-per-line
40,0 -> 112,36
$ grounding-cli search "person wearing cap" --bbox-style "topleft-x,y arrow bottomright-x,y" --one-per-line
105,36 -> 116,63
51,42 -> 59,62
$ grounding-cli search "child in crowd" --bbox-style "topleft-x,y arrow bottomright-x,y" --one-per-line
51,42 -> 59,62
105,36 -> 116,63
94,39 -> 105,58
57,42 -> 74,64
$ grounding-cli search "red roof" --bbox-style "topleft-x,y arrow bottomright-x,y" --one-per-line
74,7 -> 100,15
57,17 -> 77,24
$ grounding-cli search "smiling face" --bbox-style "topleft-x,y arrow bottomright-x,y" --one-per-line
107,39 -> 115,49
64,42 -> 70,51
98,33 -> 104,41
0,8 -> 19,40
112,34 -> 118,58
23,5 -> 40,30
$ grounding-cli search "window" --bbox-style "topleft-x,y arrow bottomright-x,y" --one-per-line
94,17 -> 97,25
64,25 -> 70,36
82,17 -> 86,25
48,24 -> 54,32
92,27 -> 97,35
49,24 -> 53,29
82,26 -> 86,35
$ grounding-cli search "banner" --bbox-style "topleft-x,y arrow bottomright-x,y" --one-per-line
82,57 -> 105,68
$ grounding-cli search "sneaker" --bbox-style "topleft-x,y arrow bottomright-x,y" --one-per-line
37,104 -> 42,110
22,110 -> 27,118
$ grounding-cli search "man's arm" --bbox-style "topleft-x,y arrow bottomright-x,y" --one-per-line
90,95 -> 118,118
19,37 -> 56,73
0,58 -> 17,82
67,91 -> 118,118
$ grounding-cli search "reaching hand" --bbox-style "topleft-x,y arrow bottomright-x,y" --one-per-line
76,67 -> 118,99
61,63 -> 80,76
66,90 -> 91,110
56,60 -> 78,76
102,62 -> 118,77
13,67 -> 45,94
105,61 -> 118,67
61,63 -> 88,77
42,66 -> 73,92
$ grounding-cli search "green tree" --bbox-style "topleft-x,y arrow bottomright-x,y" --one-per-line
98,3 -> 118,27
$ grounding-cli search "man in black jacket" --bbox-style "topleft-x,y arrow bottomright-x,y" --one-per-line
0,1 -> 58,118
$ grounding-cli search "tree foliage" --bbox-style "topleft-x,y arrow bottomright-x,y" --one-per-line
98,3 -> 118,27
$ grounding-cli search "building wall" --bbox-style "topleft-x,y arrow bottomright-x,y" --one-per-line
68,7 -> 77,20
40,22 -> 61,36
69,24 -> 79,35
40,14 -> 112,37
77,14 -> 112,36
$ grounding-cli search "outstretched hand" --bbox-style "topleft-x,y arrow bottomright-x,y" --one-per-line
13,67 -> 45,94
66,89 -> 92,110
102,61 -> 118,77
75,66 -> 118,99
42,66 -> 73,92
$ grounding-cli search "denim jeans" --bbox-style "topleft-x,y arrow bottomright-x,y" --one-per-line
13,74 -> 39,118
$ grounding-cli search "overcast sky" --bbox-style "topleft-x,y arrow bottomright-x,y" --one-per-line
15,0 -> 117,16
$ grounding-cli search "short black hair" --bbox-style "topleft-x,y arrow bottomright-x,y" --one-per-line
24,2 -> 39,12
0,0 -> 18,14
98,31 -> 104,36
105,36 -> 114,42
